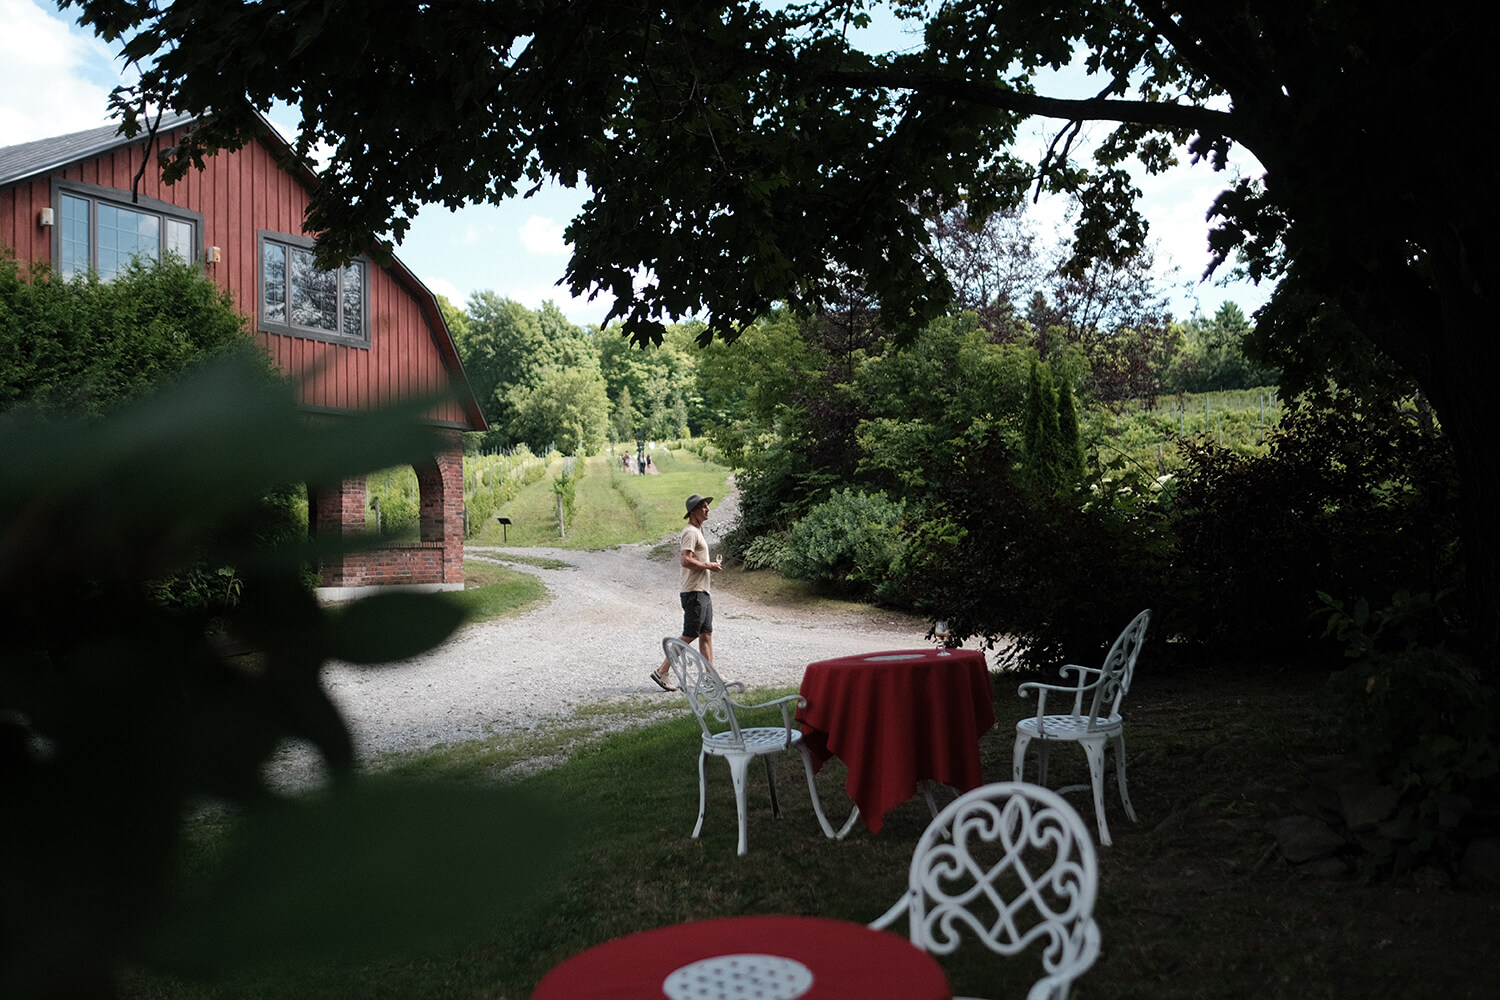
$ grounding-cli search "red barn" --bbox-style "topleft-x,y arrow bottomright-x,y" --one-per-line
0,113 -> 487,597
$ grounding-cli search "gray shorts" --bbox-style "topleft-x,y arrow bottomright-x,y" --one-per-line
680,591 -> 713,638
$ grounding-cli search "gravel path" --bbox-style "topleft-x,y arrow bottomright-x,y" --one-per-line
276,489 -> 932,784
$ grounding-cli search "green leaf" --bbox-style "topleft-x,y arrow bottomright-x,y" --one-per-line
147,782 -> 578,975
321,592 -> 467,664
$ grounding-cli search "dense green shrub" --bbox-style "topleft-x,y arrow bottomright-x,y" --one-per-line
779,488 -> 907,593
740,531 -> 792,571
0,253 -> 270,418
1321,590 -> 1499,870
378,494 -> 420,537
893,446 -> 1171,670
149,483 -> 310,610
716,450 -> 822,558
521,457 -> 549,486
367,467 -> 421,538
466,485 -> 495,533
1167,384 -> 1460,657
1022,359 -> 1065,492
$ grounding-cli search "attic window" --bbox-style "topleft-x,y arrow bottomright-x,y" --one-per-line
52,183 -> 199,280
257,231 -> 370,348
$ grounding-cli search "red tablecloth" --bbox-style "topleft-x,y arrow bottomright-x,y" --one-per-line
531,914 -> 950,1000
797,648 -> 995,834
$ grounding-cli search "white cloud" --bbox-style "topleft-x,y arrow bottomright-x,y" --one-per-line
518,215 -> 569,256
505,277 -> 613,326
0,0 -> 121,142
422,276 -> 462,303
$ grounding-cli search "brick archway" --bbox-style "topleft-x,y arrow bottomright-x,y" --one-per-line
313,429 -> 466,599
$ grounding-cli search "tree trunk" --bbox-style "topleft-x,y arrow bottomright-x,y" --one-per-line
1424,287 -> 1500,674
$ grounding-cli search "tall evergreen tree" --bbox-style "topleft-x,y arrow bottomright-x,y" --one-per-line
1056,376 -> 1085,481
1023,359 -> 1064,493
1023,359 -> 1045,470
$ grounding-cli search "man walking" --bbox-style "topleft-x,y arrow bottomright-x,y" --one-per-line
651,493 -> 721,691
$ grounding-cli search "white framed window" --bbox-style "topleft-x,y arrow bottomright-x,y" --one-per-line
52,181 -> 200,280
258,231 -> 369,348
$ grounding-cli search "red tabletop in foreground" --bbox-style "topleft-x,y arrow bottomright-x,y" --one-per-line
796,648 -> 995,834
531,914 -> 951,1000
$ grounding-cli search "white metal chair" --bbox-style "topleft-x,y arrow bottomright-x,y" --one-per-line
662,638 -> 839,856
870,782 -> 1101,1000
1012,609 -> 1151,846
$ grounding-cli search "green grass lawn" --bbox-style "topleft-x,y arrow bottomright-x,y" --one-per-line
441,559 -> 551,623
125,664 -> 1497,1000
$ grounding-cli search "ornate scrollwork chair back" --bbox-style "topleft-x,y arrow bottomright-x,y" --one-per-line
870,782 -> 1101,1000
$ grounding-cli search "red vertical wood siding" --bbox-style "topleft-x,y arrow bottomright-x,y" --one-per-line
1,127 -> 477,429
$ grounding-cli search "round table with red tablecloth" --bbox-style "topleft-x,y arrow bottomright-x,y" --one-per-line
531,914 -> 951,1000
796,648 -> 995,834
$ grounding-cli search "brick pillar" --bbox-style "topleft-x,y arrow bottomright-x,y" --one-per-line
312,476 -> 367,587
415,430 -> 465,585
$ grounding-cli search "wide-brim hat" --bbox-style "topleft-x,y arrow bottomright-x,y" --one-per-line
683,494 -> 713,518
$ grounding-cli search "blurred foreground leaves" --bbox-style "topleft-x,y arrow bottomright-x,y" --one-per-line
148,780 -> 569,975
0,357 -> 572,998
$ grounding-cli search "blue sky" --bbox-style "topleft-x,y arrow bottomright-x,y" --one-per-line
5,0 -> 1273,327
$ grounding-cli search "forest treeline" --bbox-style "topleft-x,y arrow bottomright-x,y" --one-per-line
443,208 -> 1270,460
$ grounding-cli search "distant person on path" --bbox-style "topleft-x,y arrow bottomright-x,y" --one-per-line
651,493 -> 721,691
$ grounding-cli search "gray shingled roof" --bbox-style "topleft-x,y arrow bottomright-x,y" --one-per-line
0,113 -> 197,189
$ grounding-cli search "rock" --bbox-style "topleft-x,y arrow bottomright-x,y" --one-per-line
1290,786 -> 1343,825
1297,856 -> 1352,879
1337,782 -> 1401,832
1459,835 -> 1500,887
1375,814 -> 1418,842
1437,792 -> 1472,829
1266,814 -> 1346,863
1411,865 -> 1451,891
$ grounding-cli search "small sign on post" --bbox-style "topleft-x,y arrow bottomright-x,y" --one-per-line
495,516 -> 512,543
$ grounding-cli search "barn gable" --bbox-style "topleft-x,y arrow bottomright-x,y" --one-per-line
1,116 -> 486,594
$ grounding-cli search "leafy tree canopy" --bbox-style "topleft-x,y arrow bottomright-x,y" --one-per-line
69,1 -> 1482,369
65,0 -> 1239,346
598,321 -> 702,437
506,354 -> 612,455
454,294 -> 597,445
1164,301 -> 1277,394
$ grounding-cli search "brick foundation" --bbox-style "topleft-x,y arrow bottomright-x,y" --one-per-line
341,542 -> 447,585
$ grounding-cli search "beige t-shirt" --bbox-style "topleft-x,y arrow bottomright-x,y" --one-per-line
678,524 -> 710,593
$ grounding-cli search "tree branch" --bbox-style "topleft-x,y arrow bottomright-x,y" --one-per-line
813,63 -> 1240,140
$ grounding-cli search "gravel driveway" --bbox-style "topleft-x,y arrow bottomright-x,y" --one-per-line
284,490 -> 933,783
